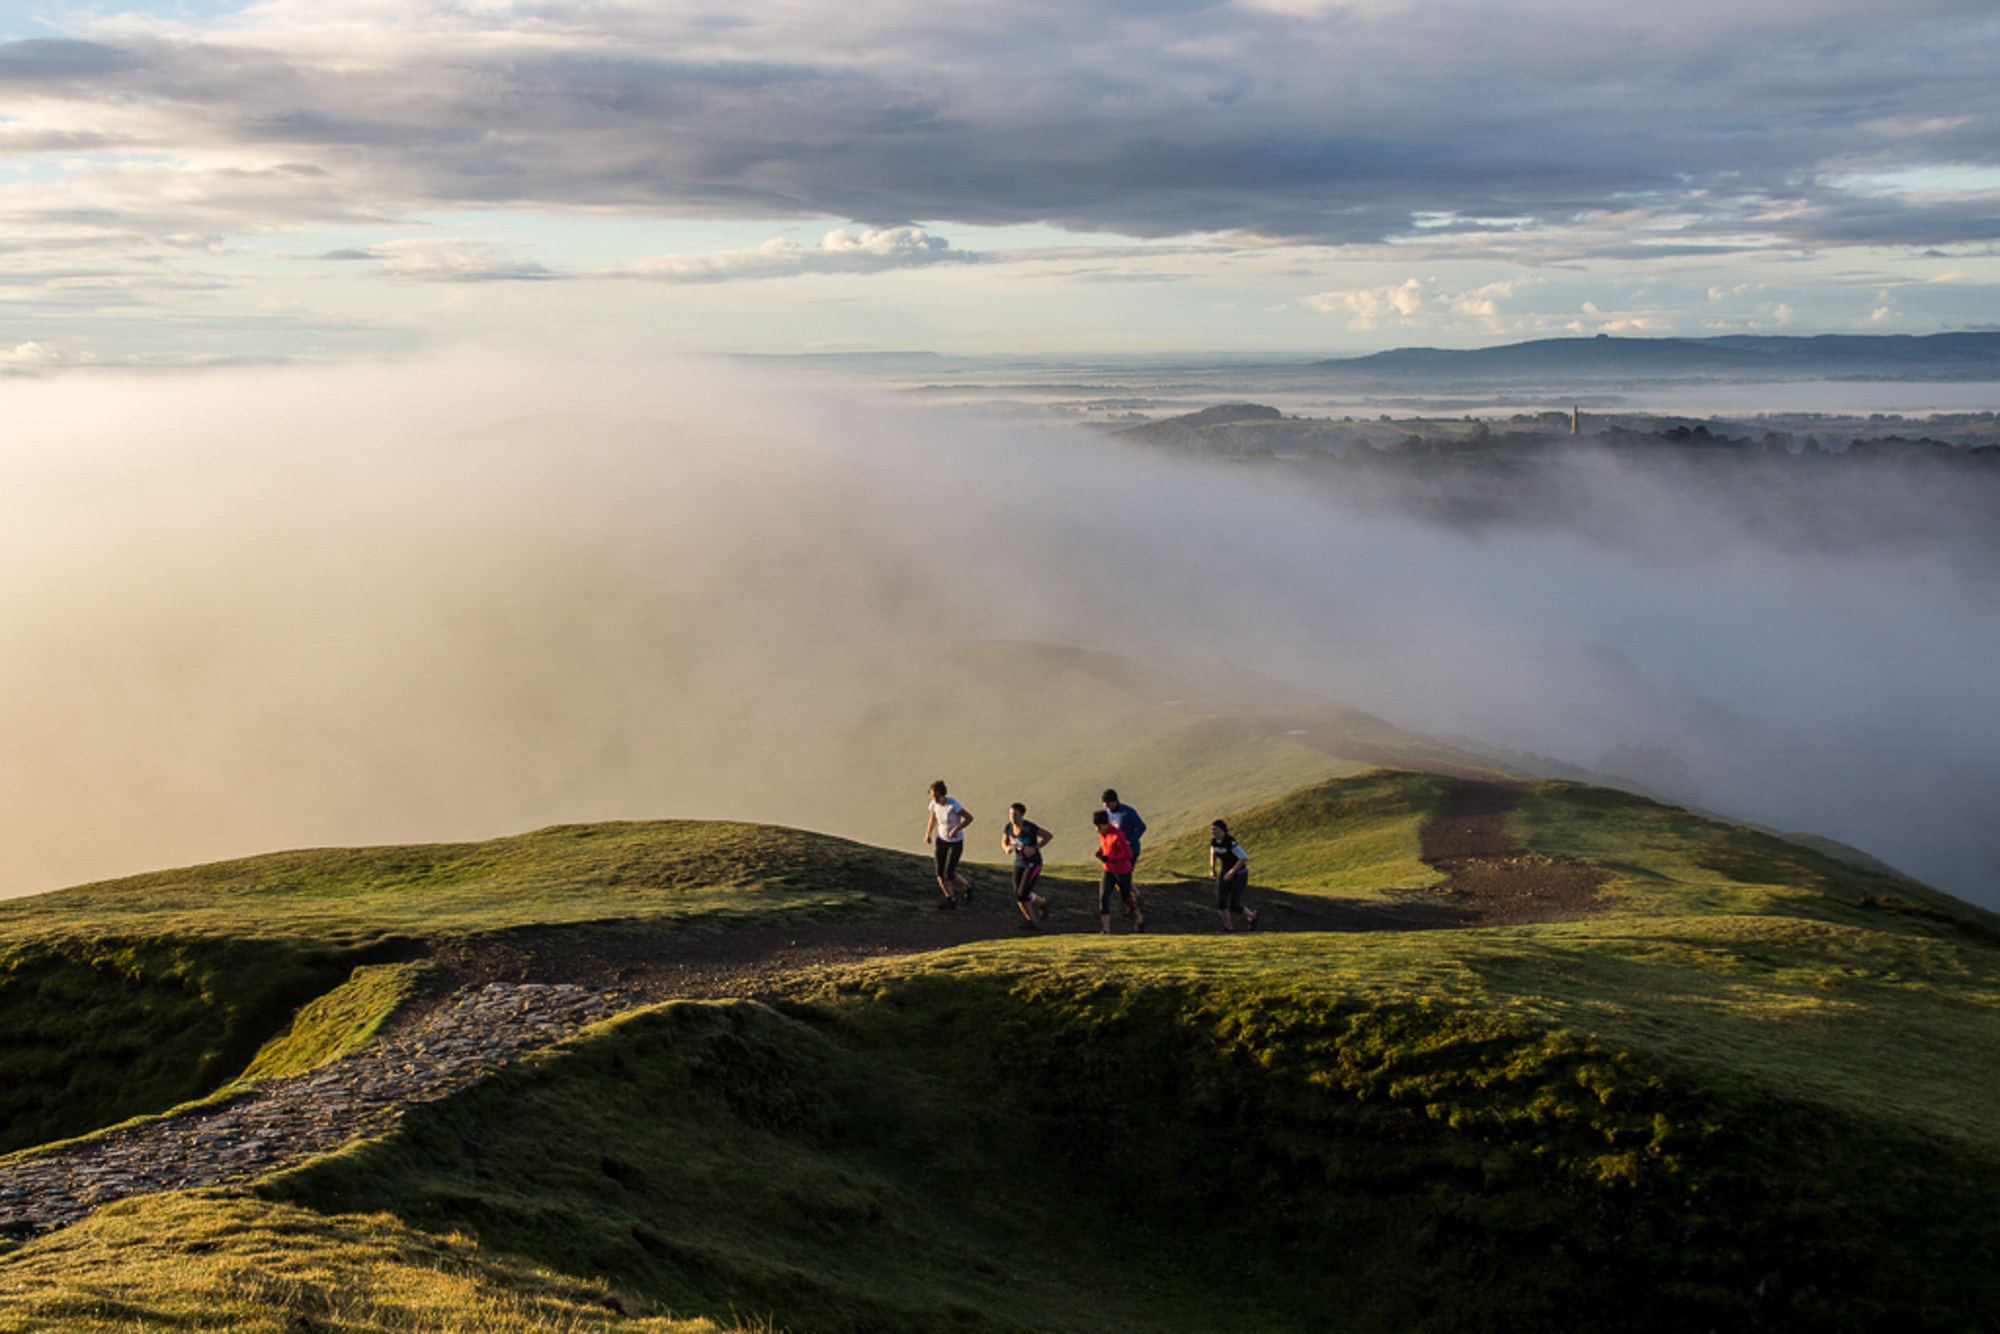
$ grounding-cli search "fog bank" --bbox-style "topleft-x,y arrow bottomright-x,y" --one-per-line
1,352 -> 1994,906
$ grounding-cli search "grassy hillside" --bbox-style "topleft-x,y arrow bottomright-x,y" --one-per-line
6,771 -> 2000,1331
1145,768 -> 1447,892
0,821 -> 931,1154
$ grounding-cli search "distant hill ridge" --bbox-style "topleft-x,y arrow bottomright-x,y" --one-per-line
1313,330 -> 2000,382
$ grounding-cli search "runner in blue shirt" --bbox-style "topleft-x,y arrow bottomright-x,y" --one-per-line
1101,789 -> 1148,868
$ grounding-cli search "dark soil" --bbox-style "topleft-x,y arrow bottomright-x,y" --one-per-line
418,780 -> 1606,1006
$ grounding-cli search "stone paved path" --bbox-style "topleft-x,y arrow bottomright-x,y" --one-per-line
0,981 -> 629,1240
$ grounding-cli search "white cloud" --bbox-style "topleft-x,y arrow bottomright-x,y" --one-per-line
0,340 -> 58,365
1302,277 -> 1524,331
615,227 -> 975,283
363,238 -> 559,283
1302,277 -> 1427,327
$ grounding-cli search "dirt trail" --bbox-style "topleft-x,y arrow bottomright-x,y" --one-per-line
1410,779 -> 1608,926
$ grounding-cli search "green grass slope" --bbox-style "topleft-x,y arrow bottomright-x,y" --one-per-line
6,771 -> 2000,1331
1145,768 -> 1448,893
0,822 -> 931,1152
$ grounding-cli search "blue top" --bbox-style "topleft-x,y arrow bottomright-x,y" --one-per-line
1106,804 -> 1146,854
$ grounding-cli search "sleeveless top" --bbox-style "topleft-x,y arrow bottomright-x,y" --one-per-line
1008,819 -> 1044,867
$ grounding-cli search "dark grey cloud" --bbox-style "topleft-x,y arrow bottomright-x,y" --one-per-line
0,2 -> 1996,253
0,38 -> 134,80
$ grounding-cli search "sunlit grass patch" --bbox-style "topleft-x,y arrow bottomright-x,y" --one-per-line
0,1193 -> 736,1333
1143,768 -> 1448,894
237,960 -> 433,1084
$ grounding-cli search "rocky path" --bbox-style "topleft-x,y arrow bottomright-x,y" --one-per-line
0,982 -> 627,1241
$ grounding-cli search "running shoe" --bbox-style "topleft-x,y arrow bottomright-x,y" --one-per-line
1016,919 -> 1039,931
936,897 -> 958,911
1035,897 -> 1049,921
1245,908 -> 1259,930
1134,915 -> 1147,933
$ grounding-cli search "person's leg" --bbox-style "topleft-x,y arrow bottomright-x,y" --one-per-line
938,840 -> 967,904
1121,873 -> 1144,931
1228,871 -> 1255,928
1098,870 -> 1115,933
934,840 -> 956,903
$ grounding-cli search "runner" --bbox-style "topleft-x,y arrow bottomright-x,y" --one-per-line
1101,789 -> 1149,870
1209,819 -> 1259,932
1092,809 -> 1143,933
924,780 -> 974,908
1002,802 -> 1054,929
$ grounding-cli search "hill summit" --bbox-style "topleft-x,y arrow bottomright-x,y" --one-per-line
4,770 -> 2000,1331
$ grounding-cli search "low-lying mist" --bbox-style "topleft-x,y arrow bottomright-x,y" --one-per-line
2,351 -> 1994,907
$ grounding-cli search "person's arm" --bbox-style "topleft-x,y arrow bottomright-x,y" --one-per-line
1035,826 -> 1054,850
1130,810 -> 1148,840
1209,845 -> 1220,876
924,806 -> 938,844
956,809 -> 975,836
1230,844 -> 1249,880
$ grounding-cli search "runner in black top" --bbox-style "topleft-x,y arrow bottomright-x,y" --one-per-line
1209,820 -> 1259,932
1002,802 -> 1054,928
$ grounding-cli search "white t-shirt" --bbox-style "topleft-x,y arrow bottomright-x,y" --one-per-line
929,797 -> 969,843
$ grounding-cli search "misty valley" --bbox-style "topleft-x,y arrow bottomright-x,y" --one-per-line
2,350 -> 1998,1333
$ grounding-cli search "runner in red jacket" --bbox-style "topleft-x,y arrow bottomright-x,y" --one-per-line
1092,809 -> 1143,934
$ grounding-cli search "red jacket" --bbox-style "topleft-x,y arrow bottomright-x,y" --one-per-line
1097,826 -> 1134,874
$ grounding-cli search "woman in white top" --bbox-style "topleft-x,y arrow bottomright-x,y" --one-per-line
924,779 -> 975,908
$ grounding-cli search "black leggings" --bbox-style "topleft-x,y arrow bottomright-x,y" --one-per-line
1013,861 -> 1042,901
1098,870 -> 1135,915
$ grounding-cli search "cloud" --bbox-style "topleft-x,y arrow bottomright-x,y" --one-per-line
1304,277 -> 1427,327
0,0 -> 1992,259
0,340 -> 60,366
1303,278 -> 1523,330
350,238 -> 562,282
615,227 -> 975,283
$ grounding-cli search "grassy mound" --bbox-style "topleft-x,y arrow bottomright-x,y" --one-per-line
1145,768 -> 1447,893
236,961 -> 434,1085
0,821 -> 927,945
0,822 -> 930,1150
188,924 -> 2000,1329
7,770 -> 2000,1330
0,1193 -> 734,1333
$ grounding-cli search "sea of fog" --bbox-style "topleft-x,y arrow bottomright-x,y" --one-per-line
0,350 -> 1995,907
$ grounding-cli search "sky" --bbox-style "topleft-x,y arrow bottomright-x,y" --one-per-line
1,2 -> 1998,910
0,0 -> 1997,361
